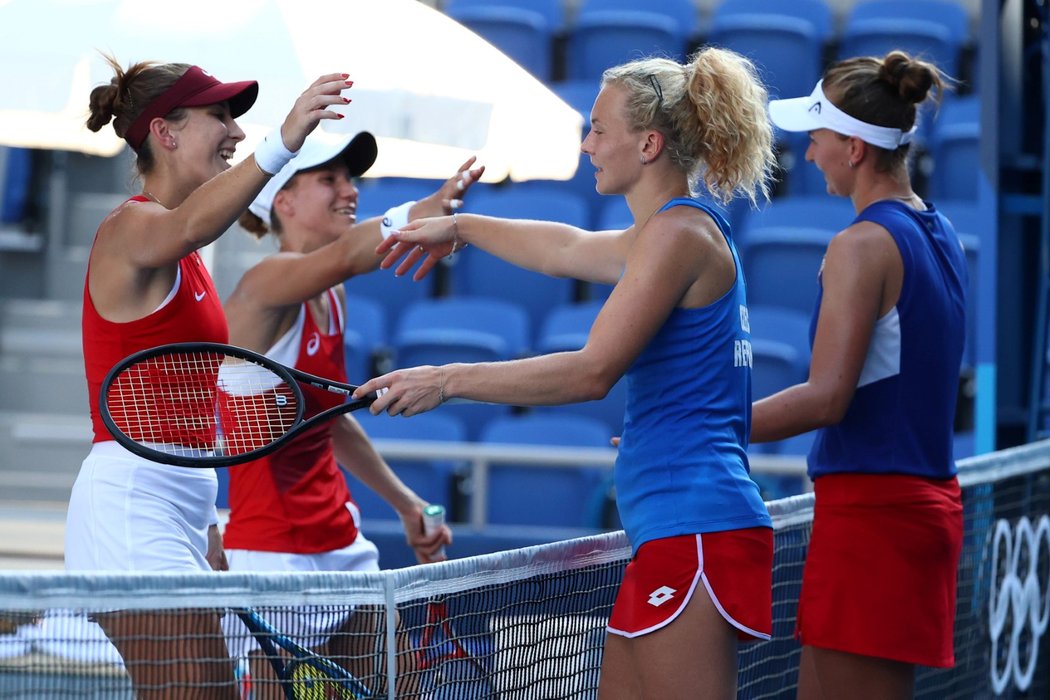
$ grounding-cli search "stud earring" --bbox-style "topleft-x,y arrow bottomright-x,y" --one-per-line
848,160 -> 856,168
640,157 -> 647,165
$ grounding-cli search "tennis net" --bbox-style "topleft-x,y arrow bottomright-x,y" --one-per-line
0,440 -> 1048,698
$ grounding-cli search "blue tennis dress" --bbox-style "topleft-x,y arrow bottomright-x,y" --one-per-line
615,198 -> 771,554
808,200 -> 967,480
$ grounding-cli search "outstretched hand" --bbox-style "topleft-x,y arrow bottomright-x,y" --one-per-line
353,365 -> 447,417
279,73 -> 354,153
431,156 -> 485,215
376,216 -> 460,281
375,156 -> 484,282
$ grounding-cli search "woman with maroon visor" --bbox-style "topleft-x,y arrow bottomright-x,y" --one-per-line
67,54 -> 351,698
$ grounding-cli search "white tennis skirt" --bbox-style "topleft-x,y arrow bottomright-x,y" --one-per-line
65,441 -> 219,572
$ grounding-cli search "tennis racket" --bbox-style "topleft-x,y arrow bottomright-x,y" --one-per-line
234,608 -> 373,700
100,342 -> 381,468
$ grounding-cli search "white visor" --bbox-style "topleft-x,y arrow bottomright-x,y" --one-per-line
249,131 -> 378,226
768,80 -> 917,150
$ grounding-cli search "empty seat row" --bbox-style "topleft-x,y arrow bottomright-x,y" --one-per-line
444,0 -> 974,91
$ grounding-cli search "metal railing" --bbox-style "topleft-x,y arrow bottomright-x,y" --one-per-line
370,438 -> 808,529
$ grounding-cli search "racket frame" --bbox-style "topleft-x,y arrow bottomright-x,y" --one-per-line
233,607 -> 373,699
100,341 -> 376,468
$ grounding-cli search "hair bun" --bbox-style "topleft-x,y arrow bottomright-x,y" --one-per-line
879,50 -> 937,105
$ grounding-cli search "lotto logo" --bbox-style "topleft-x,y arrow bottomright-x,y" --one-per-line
988,515 -> 1050,694
647,586 -> 677,607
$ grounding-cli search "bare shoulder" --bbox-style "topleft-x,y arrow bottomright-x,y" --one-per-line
93,198 -> 153,249
824,220 -> 901,284
639,203 -> 723,249
828,220 -> 897,259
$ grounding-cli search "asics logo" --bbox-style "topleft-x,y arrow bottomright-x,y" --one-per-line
194,290 -> 206,302
306,332 -> 321,356
989,515 -> 1050,693
647,586 -> 676,607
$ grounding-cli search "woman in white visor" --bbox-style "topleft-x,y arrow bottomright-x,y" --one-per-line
752,51 -> 967,700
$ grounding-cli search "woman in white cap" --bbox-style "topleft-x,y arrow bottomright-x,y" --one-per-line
752,51 -> 966,699
355,47 -> 777,699
73,55 -> 350,698
222,132 -> 478,694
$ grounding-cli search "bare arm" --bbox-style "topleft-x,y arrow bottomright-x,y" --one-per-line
88,74 -> 351,321
331,415 -> 451,563
750,223 -> 900,442
382,213 -> 632,286
96,74 -> 353,269
225,159 -> 486,350
354,209 -> 722,415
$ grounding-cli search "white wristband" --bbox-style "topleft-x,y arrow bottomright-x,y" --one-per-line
380,201 -> 416,239
254,131 -> 298,176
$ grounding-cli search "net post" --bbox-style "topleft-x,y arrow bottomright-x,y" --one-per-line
383,572 -> 397,700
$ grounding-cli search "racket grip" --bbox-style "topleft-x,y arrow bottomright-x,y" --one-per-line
422,504 -> 446,559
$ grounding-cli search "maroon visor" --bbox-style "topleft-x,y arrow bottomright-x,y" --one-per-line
124,65 -> 259,149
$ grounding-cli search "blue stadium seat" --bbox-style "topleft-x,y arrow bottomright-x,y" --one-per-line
355,177 -> 445,220
343,176 -> 447,325
546,80 -> 605,228
393,297 -> 531,438
343,293 -> 388,383
741,226 -> 833,316
927,94 -> 980,200
553,79 -> 601,119
481,413 -> 611,527
748,305 -> 811,366
837,0 -> 970,78
532,301 -> 626,433
750,338 -> 807,402
0,147 -> 32,224
567,8 -> 689,82
350,411 -> 468,523
576,0 -> 699,30
747,305 -> 813,459
738,196 -> 853,245
445,4 -> 555,80
707,0 -> 833,100
342,266 -> 435,335
444,0 -> 565,32
451,186 -> 586,339
777,132 -> 830,197
394,296 -> 531,366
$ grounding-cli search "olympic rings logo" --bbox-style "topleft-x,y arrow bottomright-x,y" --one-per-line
988,515 -> 1050,694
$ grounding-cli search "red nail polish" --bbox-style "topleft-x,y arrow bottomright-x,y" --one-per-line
345,80 -> 354,87
343,97 -> 350,103
336,113 -> 344,119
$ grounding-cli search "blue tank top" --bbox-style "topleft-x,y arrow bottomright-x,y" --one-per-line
809,200 -> 966,480
615,198 -> 771,554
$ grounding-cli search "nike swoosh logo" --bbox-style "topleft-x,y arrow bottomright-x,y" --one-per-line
194,291 -> 206,302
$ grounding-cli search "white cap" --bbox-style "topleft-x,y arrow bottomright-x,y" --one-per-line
768,80 -> 917,150
249,131 -> 378,226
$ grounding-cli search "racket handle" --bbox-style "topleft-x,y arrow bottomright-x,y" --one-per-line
422,504 -> 446,559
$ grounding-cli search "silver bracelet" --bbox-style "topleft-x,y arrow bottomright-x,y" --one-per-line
448,212 -> 467,257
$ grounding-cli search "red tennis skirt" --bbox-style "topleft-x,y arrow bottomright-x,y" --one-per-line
608,528 -> 773,642
797,473 -> 963,667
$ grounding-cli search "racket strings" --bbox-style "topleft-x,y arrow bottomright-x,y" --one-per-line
288,661 -> 369,699
105,350 -> 300,459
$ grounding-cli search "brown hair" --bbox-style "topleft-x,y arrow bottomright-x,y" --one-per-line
601,47 -> 776,206
86,54 -> 190,174
822,51 -> 948,171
